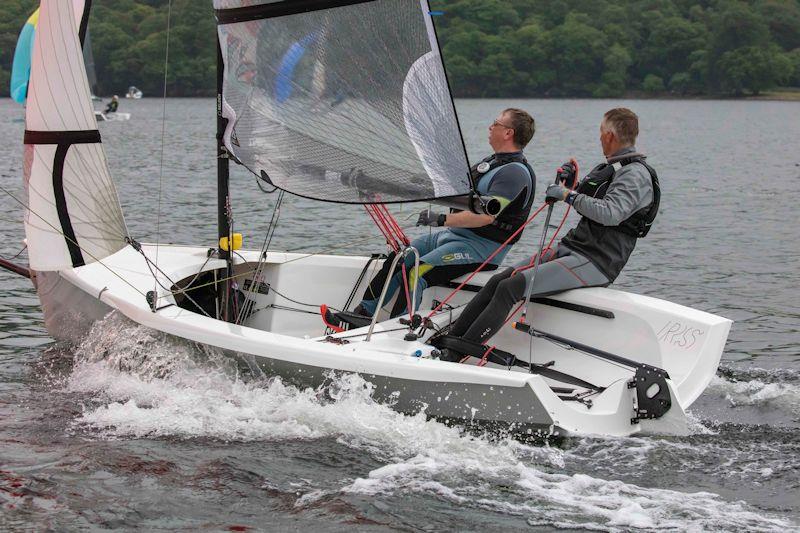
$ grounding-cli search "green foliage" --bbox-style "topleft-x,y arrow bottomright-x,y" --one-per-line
432,0 -> 797,97
642,74 -> 666,93
1,0 -> 797,98
717,44 -> 792,95
789,48 -> 800,86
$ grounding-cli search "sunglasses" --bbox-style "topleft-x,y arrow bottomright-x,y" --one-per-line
491,119 -> 514,130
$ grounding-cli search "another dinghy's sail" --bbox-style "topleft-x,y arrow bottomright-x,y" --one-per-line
84,31 -> 101,98
23,0 -> 128,271
11,4 -> 94,105
9,8 -> 39,104
215,0 -> 471,203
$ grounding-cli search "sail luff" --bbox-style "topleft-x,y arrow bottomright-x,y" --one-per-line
420,0 -> 472,188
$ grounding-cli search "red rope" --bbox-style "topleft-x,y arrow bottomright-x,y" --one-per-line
364,206 -> 390,249
400,262 -> 414,320
378,203 -> 410,246
426,203 -> 548,318
429,159 -> 582,331
364,203 -> 414,316
365,205 -> 399,252
512,159 -> 581,276
478,345 -> 495,367
364,204 -> 411,252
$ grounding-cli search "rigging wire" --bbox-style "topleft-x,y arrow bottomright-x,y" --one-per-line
235,190 -> 285,324
0,245 -> 27,261
231,251 -> 336,311
0,185 -> 147,297
153,0 -> 173,311
141,225 -> 407,301
127,239 -> 214,319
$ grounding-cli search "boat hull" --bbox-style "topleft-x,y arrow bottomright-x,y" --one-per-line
232,349 -> 559,434
32,270 -> 113,345
27,244 -> 731,437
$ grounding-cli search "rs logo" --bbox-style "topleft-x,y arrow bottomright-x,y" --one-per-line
657,321 -> 705,349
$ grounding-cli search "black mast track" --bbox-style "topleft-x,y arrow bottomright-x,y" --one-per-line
78,0 -> 92,46
216,0 -> 378,24
216,38 -> 233,321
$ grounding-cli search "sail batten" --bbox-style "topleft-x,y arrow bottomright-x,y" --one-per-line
215,0 -> 471,204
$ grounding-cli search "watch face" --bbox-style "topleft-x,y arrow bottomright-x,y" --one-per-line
477,162 -> 491,174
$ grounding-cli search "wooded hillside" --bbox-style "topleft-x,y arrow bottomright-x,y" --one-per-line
2,0 -> 799,97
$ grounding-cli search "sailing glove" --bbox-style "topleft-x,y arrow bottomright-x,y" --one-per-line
556,161 -> 578,189
417,209 -> 446,227
545,184 -> 570,204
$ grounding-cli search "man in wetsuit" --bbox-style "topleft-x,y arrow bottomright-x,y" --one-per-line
104,95 -> 119,114
440,108 -> 660,359
330,108 -> 537,327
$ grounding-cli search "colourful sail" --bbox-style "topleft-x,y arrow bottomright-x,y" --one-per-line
10,8 -> 39,104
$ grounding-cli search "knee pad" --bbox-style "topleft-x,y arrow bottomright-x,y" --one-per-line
408,263 -> 434,288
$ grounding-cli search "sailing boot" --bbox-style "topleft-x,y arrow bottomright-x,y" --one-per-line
321,305 -> 372,333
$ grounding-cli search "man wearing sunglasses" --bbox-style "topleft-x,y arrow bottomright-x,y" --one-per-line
329,108 -> 537,328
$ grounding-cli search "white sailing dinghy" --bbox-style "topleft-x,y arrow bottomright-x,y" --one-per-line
94,111 -> 131,122
16,0 -> 731,437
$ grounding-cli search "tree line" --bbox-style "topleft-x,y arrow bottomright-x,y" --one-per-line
1,0 -> 799,98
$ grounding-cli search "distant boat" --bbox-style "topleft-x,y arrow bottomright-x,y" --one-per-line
126,86 -> 143,99
94,111 -> 131,122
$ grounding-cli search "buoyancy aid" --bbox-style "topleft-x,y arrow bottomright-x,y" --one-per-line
560,154 -> 660,281
465,152 -> 536,244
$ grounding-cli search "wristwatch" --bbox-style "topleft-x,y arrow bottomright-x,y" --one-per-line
437,213 -> 447,226
566,191 -> 579,205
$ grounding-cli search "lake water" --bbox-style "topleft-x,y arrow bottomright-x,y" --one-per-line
0,97 -> 798,531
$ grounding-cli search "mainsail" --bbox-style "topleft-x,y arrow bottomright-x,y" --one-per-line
215,0 -> 471,204
23,0 -> 128,271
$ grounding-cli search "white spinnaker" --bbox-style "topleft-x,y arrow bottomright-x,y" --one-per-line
24,0 -> 128,271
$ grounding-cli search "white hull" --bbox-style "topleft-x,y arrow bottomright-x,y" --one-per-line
33,244 -> 731,437
94,111 -> 131,122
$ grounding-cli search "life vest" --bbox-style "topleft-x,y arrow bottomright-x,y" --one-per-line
560,154 -> 660,281
575,155 -> 660,237
465,152 -> 536,244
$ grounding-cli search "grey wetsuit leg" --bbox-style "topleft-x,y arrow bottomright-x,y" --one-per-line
455,247 -> 609,343
518,246 -> 610,298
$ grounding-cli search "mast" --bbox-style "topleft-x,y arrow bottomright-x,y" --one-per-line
216,37 -> 233,321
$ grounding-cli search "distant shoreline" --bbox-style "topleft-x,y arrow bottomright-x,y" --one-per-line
3,90 -> 800,102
